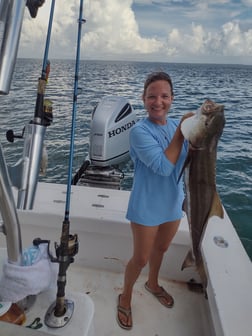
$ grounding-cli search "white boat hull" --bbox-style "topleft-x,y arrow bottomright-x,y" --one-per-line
0,182 -> 252,335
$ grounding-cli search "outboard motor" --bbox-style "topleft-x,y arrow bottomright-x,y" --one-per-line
77,96 -> 137,189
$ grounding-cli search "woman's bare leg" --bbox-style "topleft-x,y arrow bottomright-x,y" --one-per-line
118,222 -> 159,327
146,220 -> 180,305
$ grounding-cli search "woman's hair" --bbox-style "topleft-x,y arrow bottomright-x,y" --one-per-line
143,71 -> 174,96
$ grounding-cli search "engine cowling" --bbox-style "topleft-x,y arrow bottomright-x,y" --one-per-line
89,96 -> 137,167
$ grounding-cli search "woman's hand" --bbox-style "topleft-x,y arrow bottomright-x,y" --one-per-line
179,112 -> 195,128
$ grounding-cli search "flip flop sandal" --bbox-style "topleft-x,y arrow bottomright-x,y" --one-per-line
145,282 -> 174,308
116,294 -> 133,330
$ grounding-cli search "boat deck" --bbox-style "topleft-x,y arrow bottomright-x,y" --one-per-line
0,183 -> 216,335
67,265 -> 214,336
1,183 -> 252,335
0,263 -> 214,336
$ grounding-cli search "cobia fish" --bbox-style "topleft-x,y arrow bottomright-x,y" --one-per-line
180,99 -> 225,287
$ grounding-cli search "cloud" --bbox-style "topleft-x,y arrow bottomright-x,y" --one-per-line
19,1 -> 79,58
19,0 -> 162,59
221,22 -> 252,55
84,0 -> 163,57
241,0 -> 252,5
18,0 -> 252,64
162,20 -> 252,62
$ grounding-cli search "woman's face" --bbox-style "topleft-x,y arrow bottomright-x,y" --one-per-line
143,79 -> 173,125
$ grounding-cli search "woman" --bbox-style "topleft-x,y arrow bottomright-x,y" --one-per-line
116,71 -> 193,330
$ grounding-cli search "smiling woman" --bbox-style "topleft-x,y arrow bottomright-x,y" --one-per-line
116,71 -> 193,330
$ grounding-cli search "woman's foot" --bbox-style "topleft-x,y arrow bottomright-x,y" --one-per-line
144,282 -> 174,308
116,294 -> 133,330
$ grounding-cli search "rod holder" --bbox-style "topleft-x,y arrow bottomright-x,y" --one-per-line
44,299 -> 74,328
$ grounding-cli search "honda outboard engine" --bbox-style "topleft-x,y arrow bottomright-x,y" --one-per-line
90,96 -> 136,166
77,96 -> 137,189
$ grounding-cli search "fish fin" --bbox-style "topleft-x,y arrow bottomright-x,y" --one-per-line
209,191 -> 224,219
181,249 -> 195,270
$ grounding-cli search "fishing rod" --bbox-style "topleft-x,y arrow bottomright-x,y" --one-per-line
33,0 -> 54,125
45,0 -> 85,327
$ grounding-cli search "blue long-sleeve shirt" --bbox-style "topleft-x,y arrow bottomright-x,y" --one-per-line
126,117 -> 188,226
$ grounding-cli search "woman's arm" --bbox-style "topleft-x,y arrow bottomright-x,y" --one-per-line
164,112 -> 194,164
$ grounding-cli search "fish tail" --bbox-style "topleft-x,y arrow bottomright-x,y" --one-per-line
181,249 -> 195,270
182,251 -> 208,290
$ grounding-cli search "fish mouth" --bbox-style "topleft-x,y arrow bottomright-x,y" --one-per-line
201,99 -> 224,115
181,99 -> 225,143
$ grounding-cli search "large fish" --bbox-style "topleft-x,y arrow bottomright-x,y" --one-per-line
180,99 -> 225,287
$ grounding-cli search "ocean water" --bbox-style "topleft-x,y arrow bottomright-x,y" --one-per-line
0,59 -> 251,260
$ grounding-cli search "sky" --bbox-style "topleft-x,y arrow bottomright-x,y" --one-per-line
18,0 -> 252,65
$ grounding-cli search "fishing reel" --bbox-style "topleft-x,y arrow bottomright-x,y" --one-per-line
55,234 -> 79,262
33,234 -> 79,264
